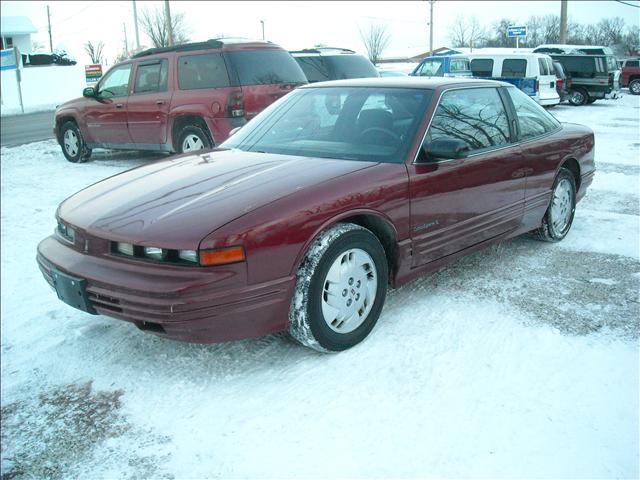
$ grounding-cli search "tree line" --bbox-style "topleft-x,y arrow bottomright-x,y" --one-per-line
449,15 -> 639,55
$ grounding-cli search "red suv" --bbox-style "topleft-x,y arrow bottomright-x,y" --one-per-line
621,58 -> 640,95
54,39 -> 307,162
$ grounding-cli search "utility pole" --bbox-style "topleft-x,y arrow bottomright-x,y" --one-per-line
46,5 -> 53,52
559,0 -> 568,44
164,0 -> 174,47
429,0 -> 435,54
132,0 -> 140,50
123,22 -> 128,56
260,20 -> 265,40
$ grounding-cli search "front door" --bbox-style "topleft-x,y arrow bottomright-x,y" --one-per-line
127,58 -> 172,145
408,86 -> 527,266
84,63 -> 133,145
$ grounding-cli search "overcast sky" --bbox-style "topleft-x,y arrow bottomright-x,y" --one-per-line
2,0 -> 639,65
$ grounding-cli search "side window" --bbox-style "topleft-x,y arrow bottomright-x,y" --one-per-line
426,87 -> 510,152
507,86 -> 559,140
538,58 -> 549,76
502,59 -> 527,78
560,57 -> 595,78
626,60 -> 639,68
545,58 -> 554,75
178,53 -> 229,90
295,57 -> 330,83
417,59 -> 443,76
470,58 -> 494,77
98,64 -> 132,98
450,59 -> 469,72
134,59 -> 168,94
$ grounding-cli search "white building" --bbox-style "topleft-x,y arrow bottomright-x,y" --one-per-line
1,16 -> 37,53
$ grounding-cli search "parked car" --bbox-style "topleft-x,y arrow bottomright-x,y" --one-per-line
410,55 -> 472,78
53,38 -> 307,162
533,45 -> 622,105
462,51 -> 560,107
38,77 -> 595,351
378,69 -> 408,77
290,48 -> 379,83
620,57 -> 640,95
552,60 -> 569,103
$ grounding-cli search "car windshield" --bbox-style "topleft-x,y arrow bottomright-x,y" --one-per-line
222,87 -> 432,163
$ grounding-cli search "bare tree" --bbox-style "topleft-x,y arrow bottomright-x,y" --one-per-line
539,14 -> 561,44
140,6 -> 189,48
359,23 -> 390,64
84,40 -> 104,64
598,17 -> 626,45
622,24 -> 640,55
449,15 -> 486,49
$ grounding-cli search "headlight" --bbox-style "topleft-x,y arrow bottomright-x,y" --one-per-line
57,221 -> 75,242
143,246 -> 165,260
178,250 -> 198,263
116,242 -> 134,256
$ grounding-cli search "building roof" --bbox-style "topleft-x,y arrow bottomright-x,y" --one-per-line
0,16 -> 37,35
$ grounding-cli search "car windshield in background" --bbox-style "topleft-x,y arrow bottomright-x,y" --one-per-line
222,87 -> 432,163
226,50 -> 307,85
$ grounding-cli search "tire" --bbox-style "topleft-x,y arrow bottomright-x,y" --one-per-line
532,167 -> 577,242
60,121 -> 92,163
288,223 -> 388,352
176,125 -> 212,153
568,88 -> 588,106
629,79 -> 640,95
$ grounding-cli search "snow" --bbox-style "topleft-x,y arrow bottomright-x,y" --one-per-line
1,93 -> 639,478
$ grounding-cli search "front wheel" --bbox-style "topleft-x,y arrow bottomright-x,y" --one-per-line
60,121 -> 92,163
288,223 -> 388,352
568,88 -> 588,106
533,167 -> 577,242
629,79 -> 640,95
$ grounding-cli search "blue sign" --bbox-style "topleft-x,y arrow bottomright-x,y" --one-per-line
0,48 -> 17,71
507,26 -> 527,38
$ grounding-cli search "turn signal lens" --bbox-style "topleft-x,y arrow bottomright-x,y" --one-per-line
116,242 -> 134,256
199,246 -> 245,266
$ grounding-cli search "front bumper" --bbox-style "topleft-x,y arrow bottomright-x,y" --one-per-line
37,236 -> 293,343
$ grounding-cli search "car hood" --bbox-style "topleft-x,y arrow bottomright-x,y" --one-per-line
56,96 -> 86,111
59,149 -> 376,248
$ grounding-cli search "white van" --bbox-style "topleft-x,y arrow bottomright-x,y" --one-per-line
453,51 -> 560,107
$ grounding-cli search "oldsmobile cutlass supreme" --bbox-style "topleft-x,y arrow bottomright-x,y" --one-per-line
37,78 -> 595,352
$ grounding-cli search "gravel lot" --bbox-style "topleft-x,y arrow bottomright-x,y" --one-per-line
1,92 -> 638,479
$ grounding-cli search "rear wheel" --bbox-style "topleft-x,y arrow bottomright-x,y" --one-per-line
533,168 -> 577,242
629,79 -> 640,95
288,223 -> 388,352
60,121 -> 92,163
568,88 -> 588,106
177,125 -> 212,153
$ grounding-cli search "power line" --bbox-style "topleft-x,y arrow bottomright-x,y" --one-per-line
614,0 -> 640,7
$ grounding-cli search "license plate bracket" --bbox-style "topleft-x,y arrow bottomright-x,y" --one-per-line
52,269 -> 96,314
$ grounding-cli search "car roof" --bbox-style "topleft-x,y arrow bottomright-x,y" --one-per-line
290,48 -> 360,57
298,76 -> 506,89
132,38 -> 280,59
453,51 -> 551,60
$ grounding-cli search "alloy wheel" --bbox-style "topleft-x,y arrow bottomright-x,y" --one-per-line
550,178 -> 573,233
182,135 -> 205,152
63,130 -> 79,157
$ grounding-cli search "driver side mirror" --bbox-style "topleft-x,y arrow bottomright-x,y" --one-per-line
419,137 -> 470,162
83,86 -> 96,98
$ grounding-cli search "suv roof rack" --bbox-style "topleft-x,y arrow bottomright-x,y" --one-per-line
290,47 -> 356,55
132,39 -> 224,58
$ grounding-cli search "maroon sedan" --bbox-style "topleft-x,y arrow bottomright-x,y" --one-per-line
37,78 -> 595,352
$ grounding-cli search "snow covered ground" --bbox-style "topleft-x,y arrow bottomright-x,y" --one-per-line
1,93 -> 639,479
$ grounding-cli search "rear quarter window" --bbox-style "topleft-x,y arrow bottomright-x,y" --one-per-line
178,53 -> 230,90
470,59 -> 494,77
325,55 -> 379,79
227,49 -> 307,85
295,57 -> 330,83
507,86 -> 560,141
557,57 -> 595,78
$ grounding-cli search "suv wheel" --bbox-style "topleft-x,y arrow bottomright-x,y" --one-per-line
568,88 -> 588,106
60,121 -> 92,163
630,79 -> 640,95
177,125 -> 212,153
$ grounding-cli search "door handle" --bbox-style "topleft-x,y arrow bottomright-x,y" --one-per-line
156,100 -> 165,105
115,103 -> 124,108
